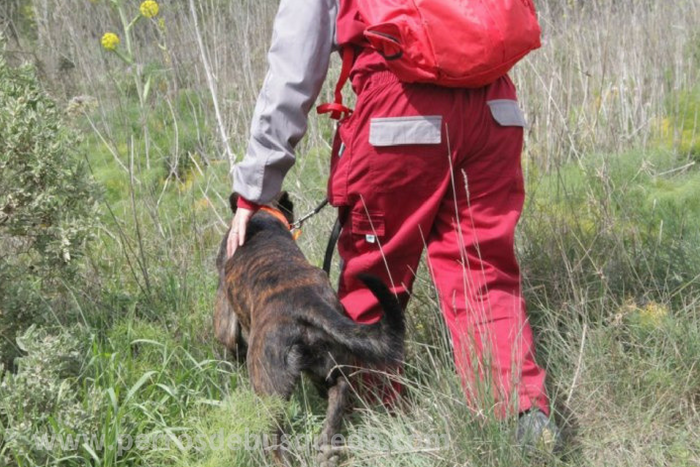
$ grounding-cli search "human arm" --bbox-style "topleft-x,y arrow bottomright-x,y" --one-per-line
227,0 -> 338,257
232,0 -> 338,205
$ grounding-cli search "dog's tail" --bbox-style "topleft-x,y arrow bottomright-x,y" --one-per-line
326,274 -> 405,365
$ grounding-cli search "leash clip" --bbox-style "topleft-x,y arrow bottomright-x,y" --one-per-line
290,198 -> 329,231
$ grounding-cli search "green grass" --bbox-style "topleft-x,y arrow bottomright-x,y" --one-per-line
3,126 -> 700,465
520,148 -> 700,318
658,85 -> 700,160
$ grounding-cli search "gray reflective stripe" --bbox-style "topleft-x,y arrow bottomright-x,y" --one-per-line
487,99 -> 527,127
369,116 -> 442,146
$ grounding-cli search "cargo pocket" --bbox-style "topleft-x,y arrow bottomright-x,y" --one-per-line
486,99 -> 527,127
350,210 -> 385,252
367,115 -> 444,193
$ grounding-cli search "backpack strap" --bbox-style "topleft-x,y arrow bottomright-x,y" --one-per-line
317,46 -> 355,120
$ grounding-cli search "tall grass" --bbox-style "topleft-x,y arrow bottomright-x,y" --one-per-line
6,0 -> 697,215
1,0 -> 700,466
519,0 -> 700,167
8,0 -> 698,164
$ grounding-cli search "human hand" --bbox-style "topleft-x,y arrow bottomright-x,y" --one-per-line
227,207 -> 254,258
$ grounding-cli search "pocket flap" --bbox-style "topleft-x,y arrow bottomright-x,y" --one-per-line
351,210 -> 385,237
487,100 -> 527,127
369,116 -> 442,146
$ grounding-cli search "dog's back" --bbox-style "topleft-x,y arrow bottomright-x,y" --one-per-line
218,209 -> 404,392
215,192 -> 404,388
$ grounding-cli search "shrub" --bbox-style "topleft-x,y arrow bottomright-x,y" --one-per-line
0,325 -> 100,467
0,47 -> 98,367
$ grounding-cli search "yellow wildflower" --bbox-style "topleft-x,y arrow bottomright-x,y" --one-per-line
638,301 -> 669,329
101,32 -> 120,51
140,0 -> 159,18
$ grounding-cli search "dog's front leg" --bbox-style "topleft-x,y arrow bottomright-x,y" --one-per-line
317,377 -> 349,467
213,282 -> 246,359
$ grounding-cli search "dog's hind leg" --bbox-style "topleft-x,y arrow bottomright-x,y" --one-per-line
317,377 -> 350,467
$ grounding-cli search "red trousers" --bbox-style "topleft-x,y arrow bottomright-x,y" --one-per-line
328,71 -> 549,416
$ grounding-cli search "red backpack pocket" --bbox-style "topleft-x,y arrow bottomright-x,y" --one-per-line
356,0 -> 541,87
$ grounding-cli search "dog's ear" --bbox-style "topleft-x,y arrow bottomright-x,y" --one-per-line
276,191 -> 294,220
229,193 -> 239,213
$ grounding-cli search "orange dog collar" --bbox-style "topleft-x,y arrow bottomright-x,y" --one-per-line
259,206 -> 301,240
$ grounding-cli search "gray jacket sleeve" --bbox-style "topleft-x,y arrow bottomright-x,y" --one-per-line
232,0 -> 338,204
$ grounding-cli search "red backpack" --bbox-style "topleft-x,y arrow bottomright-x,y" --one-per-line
319,0 -> 542,119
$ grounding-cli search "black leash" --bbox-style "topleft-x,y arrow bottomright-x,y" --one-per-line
323,216 -> 342,275
289,198 -> 341,275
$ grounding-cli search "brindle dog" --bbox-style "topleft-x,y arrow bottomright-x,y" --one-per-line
214,192 -> 405,466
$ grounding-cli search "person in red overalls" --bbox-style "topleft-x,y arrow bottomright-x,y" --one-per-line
226,0 -> 560,450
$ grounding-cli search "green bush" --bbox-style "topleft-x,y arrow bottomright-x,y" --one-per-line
0,325 -> 100,467
0,49 -> 98,366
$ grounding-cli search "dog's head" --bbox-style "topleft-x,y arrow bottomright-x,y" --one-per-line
228,191 -> 294,225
